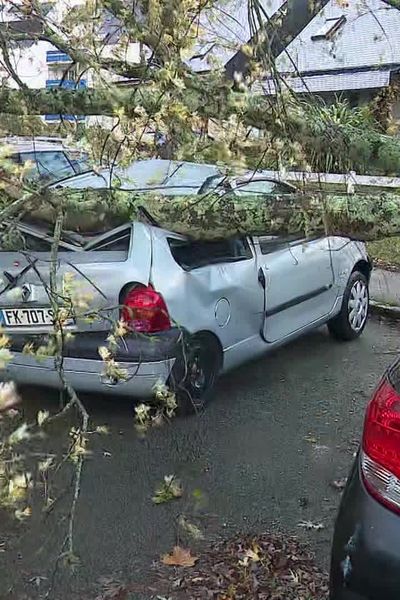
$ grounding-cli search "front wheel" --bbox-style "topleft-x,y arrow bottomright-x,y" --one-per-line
328,271 -> 369,341
169,334 -> 221,415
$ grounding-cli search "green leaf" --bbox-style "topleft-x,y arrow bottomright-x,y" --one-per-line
152,475 -> 183,504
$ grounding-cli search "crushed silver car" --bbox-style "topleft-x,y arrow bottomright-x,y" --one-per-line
0,206 -> 371,413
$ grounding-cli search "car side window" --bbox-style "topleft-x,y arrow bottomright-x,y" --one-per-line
85,229 -> 131,252
258,236 -> 288,255
169,237 -> 253,270
234,180 -> 294,196
20,151 -> 75,182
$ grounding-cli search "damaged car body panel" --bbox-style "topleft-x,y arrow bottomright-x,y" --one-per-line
0,222 -> 152,335
0,221 -> 177,396
151,230 -> 264,366
0,169 -> 372,410
0,219 -> 371,406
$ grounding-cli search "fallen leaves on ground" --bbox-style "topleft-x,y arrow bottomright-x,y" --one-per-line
153,475 -> 183,504
94,577 -> 130,600
177,515 -> 204,540
150,533 -> 328,599
297,520 -> 325,531
161,546 -> 199,568
330,477 -> 347,491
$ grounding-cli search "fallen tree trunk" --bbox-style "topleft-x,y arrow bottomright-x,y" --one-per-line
7,188 -> 400,242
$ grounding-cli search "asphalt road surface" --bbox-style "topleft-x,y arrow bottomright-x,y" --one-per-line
1,316 -> 399,599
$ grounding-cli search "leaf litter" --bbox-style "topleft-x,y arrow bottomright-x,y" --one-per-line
148,533 -> 328,599
330,478 -> 347,491
161,546 -> 199,567
153,475 -> 183,505
297,521 -> 325,531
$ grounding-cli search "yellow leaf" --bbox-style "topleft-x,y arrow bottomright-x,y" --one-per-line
8,423 -> 30,445
0,348 -> 12,369
38,457 -> 54,472
98,346 -> 111,361
0,382 -> 20,411
37,410 -> 49,427
177,515 -> 204,540
0,334 -> 10,349
239,546 -> 261,566
241,43 -> 253,57
15,506 -> 32,520
161,546 -> 198,567
96,425 -> 109,435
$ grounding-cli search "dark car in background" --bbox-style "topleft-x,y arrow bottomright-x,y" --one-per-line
1,136 -> 91,183
330,358 -> 400,599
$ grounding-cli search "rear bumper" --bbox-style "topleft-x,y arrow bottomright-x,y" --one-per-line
330,455 -> 400,600
3,329 -> 183,398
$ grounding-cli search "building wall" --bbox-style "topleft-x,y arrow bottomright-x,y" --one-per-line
1,41 -> 54,89
0,0 -> 140,90
0,0 -> 141,124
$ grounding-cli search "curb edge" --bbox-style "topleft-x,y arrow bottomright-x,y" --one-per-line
370,300 -> 400,320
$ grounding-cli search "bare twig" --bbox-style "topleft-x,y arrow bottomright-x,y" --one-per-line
48,210 -> 89,562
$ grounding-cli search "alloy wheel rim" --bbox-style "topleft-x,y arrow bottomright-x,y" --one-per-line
189,351 -> 207,394
348,280 -> 368,332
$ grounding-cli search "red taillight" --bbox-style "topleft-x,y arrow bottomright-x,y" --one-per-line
121,285 -> 171,333
362,377 -> 400,513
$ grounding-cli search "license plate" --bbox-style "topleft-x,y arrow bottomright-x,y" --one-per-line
0,307 -> 73,327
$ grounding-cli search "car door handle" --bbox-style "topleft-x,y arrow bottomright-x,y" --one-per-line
258,267 -> 266,289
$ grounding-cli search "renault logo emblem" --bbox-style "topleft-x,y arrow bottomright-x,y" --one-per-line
21,284 -> 32,303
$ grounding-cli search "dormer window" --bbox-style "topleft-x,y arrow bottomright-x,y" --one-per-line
311,16 -> 346,40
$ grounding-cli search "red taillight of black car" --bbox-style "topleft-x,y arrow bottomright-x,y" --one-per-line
121,285 -> 171,333
362,375 -> 400,513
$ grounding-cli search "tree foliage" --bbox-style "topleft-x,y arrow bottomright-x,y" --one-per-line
1,2 -> 400,597
0,0 -> 399,176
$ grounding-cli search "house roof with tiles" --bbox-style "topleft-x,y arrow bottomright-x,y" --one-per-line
255,0 -> 400,95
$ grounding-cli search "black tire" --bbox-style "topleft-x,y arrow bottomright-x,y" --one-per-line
328,271 -> 369,341
169,334 -> 221,415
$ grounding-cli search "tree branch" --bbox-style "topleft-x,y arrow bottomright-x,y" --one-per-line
0,31 -> 28,89
48,211 -> 89,561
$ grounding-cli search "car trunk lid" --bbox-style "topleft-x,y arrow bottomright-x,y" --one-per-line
0,222 -> 152,335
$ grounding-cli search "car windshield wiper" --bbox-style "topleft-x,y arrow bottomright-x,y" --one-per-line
198,174 -> 231,195
159,162 -> 184,186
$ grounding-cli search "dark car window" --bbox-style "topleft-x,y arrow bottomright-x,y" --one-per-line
169,237 -> 253,270
21,150 -> 75,182
234,179 -> 294,196
258,234 -> 317,255
85,229 -> 131,252
259,235 -> 286,255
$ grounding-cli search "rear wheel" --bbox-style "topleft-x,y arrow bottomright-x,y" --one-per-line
169,334 -> 221,415
328,271 -> 369,341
